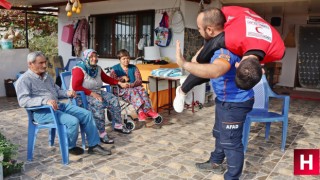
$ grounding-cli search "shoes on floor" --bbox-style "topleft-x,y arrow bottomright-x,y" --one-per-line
114,125 -> 131,134
100,134 -> 114,144
153,115 -> 163,124
138,111 -> 147,121
146,109 -> 159,119
69,146 -> 84,155
195,160 -> 225,174
173,86 -> 186,113
88,144 -> 112,155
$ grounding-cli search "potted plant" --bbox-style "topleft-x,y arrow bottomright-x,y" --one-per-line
1,26 -> 23,49
0,133 -> 23,177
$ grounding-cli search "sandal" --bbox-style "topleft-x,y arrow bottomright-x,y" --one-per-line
100,134 -> 114,144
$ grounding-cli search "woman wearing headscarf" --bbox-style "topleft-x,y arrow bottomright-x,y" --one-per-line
71,49 -> 131,144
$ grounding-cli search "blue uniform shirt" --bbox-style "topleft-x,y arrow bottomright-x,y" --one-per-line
210,48 -> 254,102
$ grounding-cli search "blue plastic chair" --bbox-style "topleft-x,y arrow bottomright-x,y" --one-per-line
242,75 -> 290,153
26,105 -> 69,165
60,71 -> 88,109
15,77 -> 86,165
55,58 -> 82,79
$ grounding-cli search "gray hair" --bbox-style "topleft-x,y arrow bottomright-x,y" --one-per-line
27,51 -> 46,63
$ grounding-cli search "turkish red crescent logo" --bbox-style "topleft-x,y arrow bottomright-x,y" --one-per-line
255,26 -> 262,33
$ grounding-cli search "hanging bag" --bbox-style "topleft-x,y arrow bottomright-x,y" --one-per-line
155,12 -> 172,47
61,24 -> 75,44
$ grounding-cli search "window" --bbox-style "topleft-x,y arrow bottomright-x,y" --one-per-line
89,10 -> 155,58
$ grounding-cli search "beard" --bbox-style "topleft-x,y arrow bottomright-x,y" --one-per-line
203,31 -> 212,40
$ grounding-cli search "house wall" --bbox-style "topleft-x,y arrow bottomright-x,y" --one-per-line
58,0 -> 201,68
57,1 -> 318,93
0,2 -> 314,98
0,49 -> 29,97
264,13 -> 310,87
278,14 -> 307,87
57,0 -> 219,103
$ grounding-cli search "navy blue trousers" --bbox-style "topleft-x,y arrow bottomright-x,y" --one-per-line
210,98 -> 254,180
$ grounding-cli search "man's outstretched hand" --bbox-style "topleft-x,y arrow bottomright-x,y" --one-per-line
176,40 -> 187,68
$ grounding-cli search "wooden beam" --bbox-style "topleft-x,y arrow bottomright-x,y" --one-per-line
0,6 -> 58,12
32,0 -> 110,8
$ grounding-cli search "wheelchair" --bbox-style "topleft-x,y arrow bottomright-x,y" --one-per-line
104,67 -> 163,130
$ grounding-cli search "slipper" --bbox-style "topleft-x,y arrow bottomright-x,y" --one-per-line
69,146 -> 84,155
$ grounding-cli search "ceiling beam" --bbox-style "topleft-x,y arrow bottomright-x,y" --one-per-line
0,6 -> 58,12
32,0 -> 110,8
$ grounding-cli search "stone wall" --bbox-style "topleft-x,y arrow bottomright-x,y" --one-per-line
183,28 -> 203,61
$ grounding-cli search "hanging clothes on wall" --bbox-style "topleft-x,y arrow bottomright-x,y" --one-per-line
72,18 -> 89,57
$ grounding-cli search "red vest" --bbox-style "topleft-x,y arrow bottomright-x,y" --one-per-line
222,6 -> 285,64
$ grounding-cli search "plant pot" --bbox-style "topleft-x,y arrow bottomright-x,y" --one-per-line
3,161 -> 23,177
4,79 -> 16,97
1,39 -> 13,49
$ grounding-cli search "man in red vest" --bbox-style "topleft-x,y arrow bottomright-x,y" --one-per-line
174,6 -> 285,113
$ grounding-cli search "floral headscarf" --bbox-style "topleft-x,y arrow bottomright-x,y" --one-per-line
76,49 -> 99,78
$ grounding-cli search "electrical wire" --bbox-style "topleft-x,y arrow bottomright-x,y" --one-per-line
170,0 -> 185,33
170,10 -> 185,33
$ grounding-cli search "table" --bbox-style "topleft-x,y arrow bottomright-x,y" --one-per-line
136,63 -> 179,112
149,76 -> 181,114
136,63 -> 179,79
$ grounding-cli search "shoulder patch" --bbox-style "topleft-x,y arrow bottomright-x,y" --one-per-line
218,54 -> 231,62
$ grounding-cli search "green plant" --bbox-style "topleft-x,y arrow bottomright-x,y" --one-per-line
29,32 -> 58,57
0,132 -> 24,177
0,9 -> 58,56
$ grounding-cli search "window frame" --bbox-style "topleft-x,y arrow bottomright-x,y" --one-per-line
89,10 -> 155,59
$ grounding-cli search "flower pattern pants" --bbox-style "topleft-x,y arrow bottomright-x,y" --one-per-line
119,86 -> 152,113
84,91 -> 122,133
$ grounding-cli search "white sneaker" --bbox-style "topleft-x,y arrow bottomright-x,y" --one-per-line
173,86 -> 186,113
